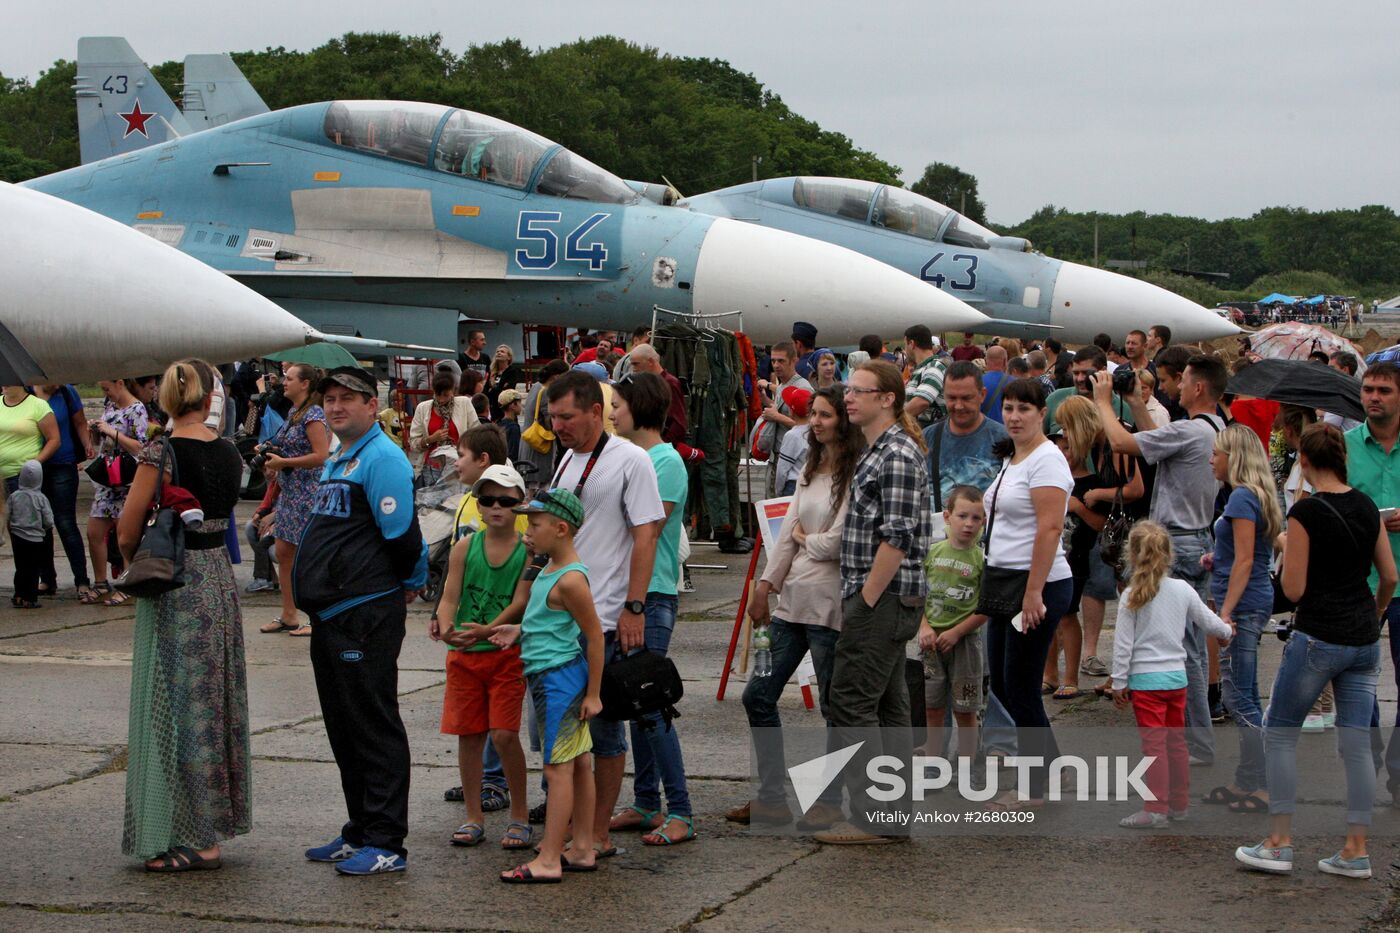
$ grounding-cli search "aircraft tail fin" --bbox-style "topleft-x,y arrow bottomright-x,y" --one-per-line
75,37 -> 190,164
181,53 -> 269,128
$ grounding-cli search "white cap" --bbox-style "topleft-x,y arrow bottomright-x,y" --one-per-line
471,464 -> 527,499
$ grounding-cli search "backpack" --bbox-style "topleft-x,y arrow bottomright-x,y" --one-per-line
599,650 -> 683,730
748,415 -> 777,462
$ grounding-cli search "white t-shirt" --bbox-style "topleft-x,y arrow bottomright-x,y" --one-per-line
552,436 -> 665,631
982,440 -> 1073,581
1284,459 -> 1312,513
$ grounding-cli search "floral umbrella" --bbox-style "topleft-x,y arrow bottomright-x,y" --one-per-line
1246,322 -> 1367,375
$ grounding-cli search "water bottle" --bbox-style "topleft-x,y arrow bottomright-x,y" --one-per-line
752,625 -> 772,678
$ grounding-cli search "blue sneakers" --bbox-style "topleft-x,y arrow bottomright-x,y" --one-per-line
305,836 -> 357,863
335,846 -> 407,875
1235,840 -> 1293,873
1318,852 -> 1372,879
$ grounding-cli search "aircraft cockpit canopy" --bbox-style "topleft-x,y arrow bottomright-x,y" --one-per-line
321,101 -> 637,204
790,177 -> 997,248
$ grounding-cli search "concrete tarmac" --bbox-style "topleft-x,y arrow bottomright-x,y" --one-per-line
2,499 -> 1400,931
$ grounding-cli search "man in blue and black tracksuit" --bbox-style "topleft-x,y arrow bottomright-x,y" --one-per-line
295,366 -> 427,876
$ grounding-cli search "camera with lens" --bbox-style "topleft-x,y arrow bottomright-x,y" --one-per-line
1112,365 -> 1139,396
251,444 -> 283,471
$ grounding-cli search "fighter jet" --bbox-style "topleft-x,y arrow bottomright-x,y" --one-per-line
29,41 -> 987,351
680,177 -> 1241,344
0,182 -> 377,384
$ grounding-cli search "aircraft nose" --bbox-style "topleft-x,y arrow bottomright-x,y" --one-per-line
1050,261 -> 1241,342
691,218 -> 987,342
2,183 -> 311,384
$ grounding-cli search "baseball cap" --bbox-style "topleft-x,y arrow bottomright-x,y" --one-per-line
471,464 -> 527,499
781,386 -> 813,418
497,388 -> 523,407
513,487 -> 585,529
317,365 -> 377,398
573,361 -> 610,382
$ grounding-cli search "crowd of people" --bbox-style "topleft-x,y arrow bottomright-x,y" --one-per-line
6,312 -> 1400,885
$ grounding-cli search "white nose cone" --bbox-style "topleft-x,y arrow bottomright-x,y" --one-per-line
1050,261 -> 1241,343
692,218 -> 986,343
1,182 -> 312,384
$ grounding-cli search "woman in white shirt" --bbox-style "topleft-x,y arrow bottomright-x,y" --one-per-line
729,386 -> 863,830
982,378 -> 1075,810
408,371 -> 479,483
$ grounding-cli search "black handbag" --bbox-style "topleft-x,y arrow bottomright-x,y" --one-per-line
85,451 -> 138,488
975,466 -> 1030,617
114,441 -> 186,598
599,649 -> 683,730
1098,487 -> 1133,570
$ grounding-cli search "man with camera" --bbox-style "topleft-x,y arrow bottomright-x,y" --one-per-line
1093,355 -> 1228,765
1043,346 -> 1136,434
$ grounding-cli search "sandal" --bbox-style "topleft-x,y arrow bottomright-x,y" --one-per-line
78,585 -> 102,605
500,863 -> 560,884
560,854 -> 597,873
610,805 -> 662,832
642,814 -> 696,847
501,821 -> 532,850
145,845 -> 221,873
1202,785 -> 1239,805
1041,682 -> 1058,695
260,619 -> 297,634
451,822 -> 485,847
1228,793 -> 1269,814
481,785 -> 510,812
444,785 -> 465,802
1052,685 -> 1082,700
103,590 -> 133,607
288,624 -> 313,637
986,792 -> 1044,812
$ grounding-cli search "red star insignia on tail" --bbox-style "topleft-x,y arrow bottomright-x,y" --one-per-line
119,100 -> 154,139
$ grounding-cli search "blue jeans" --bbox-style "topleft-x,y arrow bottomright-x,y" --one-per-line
1221,610 -> 1268,792
742,616 -> 840,806
1265,630 -> 1380,825
481,737 -> 506,791
40,463 -> 87,589
1169,531 -> 1215,762
629,593 -> 691,816
1383,604 -> 1400,782
986,576 -> 1074,799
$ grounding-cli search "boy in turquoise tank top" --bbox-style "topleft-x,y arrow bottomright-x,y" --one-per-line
489,487 -> 605,883
431,465 -> 533,850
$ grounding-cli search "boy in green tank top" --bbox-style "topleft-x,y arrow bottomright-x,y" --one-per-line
489,488 -> 605,883
432,465 -> 533,850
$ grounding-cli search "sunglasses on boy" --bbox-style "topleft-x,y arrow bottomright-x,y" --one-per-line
477,495 -> 524,509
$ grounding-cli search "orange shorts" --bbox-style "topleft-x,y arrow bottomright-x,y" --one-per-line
440,646 -> 526,736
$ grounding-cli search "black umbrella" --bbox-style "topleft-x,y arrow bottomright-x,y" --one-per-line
1227,359 -> 1364,422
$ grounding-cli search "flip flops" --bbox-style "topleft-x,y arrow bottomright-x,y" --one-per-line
560,854 -> 597,873
259,618 -> 297,634
500,863 -> 561,884
1202,785 -> 1239,805
1228,793 -> 1269,814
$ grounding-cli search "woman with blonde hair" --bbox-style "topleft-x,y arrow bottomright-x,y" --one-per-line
1112,521 -> 1232,828
1046,395 -> 1142,699
117,358 -> 251,871
486,344 -> 526,421
1200,424 -> 1283,813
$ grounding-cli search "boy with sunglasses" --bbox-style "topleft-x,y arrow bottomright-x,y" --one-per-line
431,464 -> 533,850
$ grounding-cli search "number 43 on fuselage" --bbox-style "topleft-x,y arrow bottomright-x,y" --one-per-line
680,177 -> 1240,344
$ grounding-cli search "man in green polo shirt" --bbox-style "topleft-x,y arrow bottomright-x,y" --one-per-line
1344,361 -> 1400,794
1044,346 -> 1135,433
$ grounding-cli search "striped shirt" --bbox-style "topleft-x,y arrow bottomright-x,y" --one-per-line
905,354 -> 947,424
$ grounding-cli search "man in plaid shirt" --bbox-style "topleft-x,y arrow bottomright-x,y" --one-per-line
815,360 -> 932,845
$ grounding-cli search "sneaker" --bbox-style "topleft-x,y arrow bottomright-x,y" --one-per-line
528,801 -> 548,824
1322,711 -> 1336,730
481,784 -> 510,812
1168,808 -> 1189,822
1080,655 -> 1109,677
305,835 -> 357,863
1317,852 -> 1372,879
1302,713 -> 1326,733
1211,704 -> 1229,724
334,846 -> 406,875
1119,809 -> 1169,829
1235,840 -> 1293,873
680,569 -> 696,593
1188,756 -> 1212,767
244,578 -> 277,593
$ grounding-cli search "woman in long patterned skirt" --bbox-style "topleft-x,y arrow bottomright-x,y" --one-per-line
117,358 -> 251,871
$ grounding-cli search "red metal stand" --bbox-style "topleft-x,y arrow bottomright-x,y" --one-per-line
716,543 -> 763,701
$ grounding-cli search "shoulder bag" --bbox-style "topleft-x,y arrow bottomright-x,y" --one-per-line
114,440 -> 186,597
520,388 -> 555,455
1098,451 -> 1138,571
974,465 -> 1031,618
1272,494 -> 1358,613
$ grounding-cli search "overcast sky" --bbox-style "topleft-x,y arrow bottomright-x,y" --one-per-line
5,0 -> 1397,225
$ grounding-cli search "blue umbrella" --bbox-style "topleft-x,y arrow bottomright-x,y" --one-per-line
1256,292 -> 1296,305
1367,344 -> 1400,365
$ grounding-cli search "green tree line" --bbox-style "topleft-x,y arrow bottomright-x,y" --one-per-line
2,32 -> 1395,302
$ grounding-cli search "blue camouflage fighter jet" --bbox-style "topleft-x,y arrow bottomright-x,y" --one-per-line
681,177 -> 1240,344
22,40 -> 986,353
